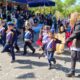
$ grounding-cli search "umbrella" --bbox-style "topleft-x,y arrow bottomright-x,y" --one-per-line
12,0 -> 27,3
27,0 -> 55,7
12,0 -> 55,7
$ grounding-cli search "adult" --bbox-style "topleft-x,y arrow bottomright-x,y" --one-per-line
28,15 -> 35,28
65,12 -> 80,77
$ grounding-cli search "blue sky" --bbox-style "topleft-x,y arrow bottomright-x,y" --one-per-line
76,0 -> 80,4
61,0 -> 80,4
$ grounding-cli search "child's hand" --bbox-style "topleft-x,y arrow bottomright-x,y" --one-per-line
29,40 -> 32,43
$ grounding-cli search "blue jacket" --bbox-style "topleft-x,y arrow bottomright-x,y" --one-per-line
6,31 -> 14,44
24,31 -> 32,42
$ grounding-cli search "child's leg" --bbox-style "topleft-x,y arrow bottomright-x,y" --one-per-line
51,51 -> 56,64
47,51 -> 52,69
10,45 -> 15,62
23,42 -> 27,55
48,59 -> 52,69
47,51 -> 56,69
27,42 -> 35,54
2,44 -> 10,52
42,44 -> 47,57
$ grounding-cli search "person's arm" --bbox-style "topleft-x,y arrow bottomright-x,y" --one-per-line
65,25 -> 80,44
55,38 -> 61,43
7,32 -> 14,44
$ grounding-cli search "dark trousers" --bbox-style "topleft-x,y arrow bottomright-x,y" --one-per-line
70,50 -> 80,73
0,38 -> 5,46
47,51 -> 55,66
2,43 -> 15,61
23,41 -> 35,54
14,41 -> 20,51
42,44 -> 47,56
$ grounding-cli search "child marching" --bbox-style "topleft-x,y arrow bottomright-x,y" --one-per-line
46,31 -> 61,69
2,22 -> 15,63
23,28 -> 35,55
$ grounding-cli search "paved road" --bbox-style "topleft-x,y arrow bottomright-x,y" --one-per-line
0,42 -> 80,80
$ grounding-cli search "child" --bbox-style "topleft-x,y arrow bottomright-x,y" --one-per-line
36,27 -> 43,50
46,31 -> 61,70
42,25 -> 50,58
56,26 -> 65,54
0,21 -> 6,46
2,22 -> 15,63
23,28 -> 35,55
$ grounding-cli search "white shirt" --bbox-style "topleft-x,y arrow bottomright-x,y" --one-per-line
70,47 -> 80,51
29,18 -> 34,27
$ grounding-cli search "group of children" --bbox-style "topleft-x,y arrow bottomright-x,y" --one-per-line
0,19 -> 20,63
0,19 -> 69,69
36,24 -> 72,69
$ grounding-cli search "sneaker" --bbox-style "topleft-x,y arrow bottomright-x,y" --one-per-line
11,60 -> 15,63
45,56 -> 47,59
32,49 -> 35,54
53,59 -> 56,64
66,72 -> 75,77
48,66 -> 52,70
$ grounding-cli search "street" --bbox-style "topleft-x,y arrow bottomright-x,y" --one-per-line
0,42 -> 80,80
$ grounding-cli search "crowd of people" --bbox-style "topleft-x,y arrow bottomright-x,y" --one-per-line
0,3 -> 80,78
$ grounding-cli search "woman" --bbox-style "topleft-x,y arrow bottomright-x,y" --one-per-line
65,12 -> 80,77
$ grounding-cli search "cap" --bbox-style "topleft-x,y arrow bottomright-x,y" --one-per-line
7,22 -> 14,26
50,29 -> 54,34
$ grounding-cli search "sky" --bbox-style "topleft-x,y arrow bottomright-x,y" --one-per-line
76,0 -> 80,4
61,0 -> 80,4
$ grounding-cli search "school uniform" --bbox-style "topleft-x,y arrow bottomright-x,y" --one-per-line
42,32 -> 49,57
2,30 -> 15,62
23,30 -> 35,55
47,39 -> 56,69
0,27 -> 6,46
11,28 -> 20,52
47,38 -> 61,69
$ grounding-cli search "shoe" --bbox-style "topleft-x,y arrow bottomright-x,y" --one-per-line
1,51 -> 4,53
32,49 -> 35,54
45,56 -> 47,59
53,59 -> 56,64
16,50 -> 20,53
23,53 -> 27,56
66,72 -> 75,77
11,60 -> 15,63
48,66 -> 52,70
23,52 -> 27,55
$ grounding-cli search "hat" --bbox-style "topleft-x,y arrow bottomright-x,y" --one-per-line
7,22 -> 14,26
50,29 -> 54,34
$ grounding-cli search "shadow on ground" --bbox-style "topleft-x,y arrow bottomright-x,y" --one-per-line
16,72 -> 35,79
55,55 -> 71,62
15,59 -> 48,67
15,51 -> 43,58
15,64 -> 33,69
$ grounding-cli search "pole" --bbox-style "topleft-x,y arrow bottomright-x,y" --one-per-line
6,0 -> 7,21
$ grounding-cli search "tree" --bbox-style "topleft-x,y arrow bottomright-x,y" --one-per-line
29,0 -> 79,17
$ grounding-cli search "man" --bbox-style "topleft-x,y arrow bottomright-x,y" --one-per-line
2,22 -> 15,63
29,15 -> 35,28
65,12 -> 80,77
